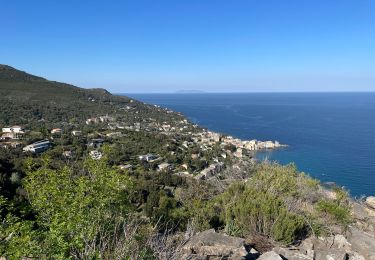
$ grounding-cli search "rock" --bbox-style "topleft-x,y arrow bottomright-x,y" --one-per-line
248,247 -> 260,259
180,255 -> 206,260
334,234 -> 351,249
314,249 -> 348,260
181,229 -> 247,259
348,252 -> 366,260
273,247 -> 313,260
258,251 -> 283,260
273,247 -> 296,259
352,202 -> 370,221
306,249 -> 315,259
347,227 -> 375,259
231,247 -> 248,259
325,253 -> 347,260
315,249 -> 348,260
250,248 -> 259,254
366,196 -> 375,209
289,253 -> 313,260
300,238 -> 314,251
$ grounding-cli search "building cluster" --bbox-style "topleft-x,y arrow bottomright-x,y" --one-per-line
195,162 -> 224,180
191,130 -> 285,158
105,116 -> 194,135
1,110 -> 286,184
86,115 -> 115,125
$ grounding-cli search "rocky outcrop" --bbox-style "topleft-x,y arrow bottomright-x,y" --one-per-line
365,196 -> 375,209
347,227 -> 375,259
180,229 -> 249,259
258,233 -> 371,260
179,199 -> 375,260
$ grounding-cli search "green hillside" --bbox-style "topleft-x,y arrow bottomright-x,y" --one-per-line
0,65 -> 183,125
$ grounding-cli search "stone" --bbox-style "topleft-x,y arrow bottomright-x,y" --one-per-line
352,202 -> 370,221
347,227 -> 375,260
181,229 -> 247,259
348,252 -> 366,260
250,248 -> 259,254
258,251 -> 283,260
274,247 -> 313,260
366,196 -> 375,209
306,249 -> 315,259
334,234 -> 351,249
300,238 -> 315,253
273,247 -> 298,259
315,249 -> 348,260
290,253 -> 313,260
247,247 -> 260,259
325,252 -> 348,260
231,247 -> 249,259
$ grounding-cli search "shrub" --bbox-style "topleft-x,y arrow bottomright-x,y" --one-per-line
21,157 -> 133,258
317,199 -> 351,227
191,182 -> 308,245
227,187 -> 307,244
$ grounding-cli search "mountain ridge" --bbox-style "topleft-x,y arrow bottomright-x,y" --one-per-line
0,64 -> 46,82
0,65 -> 184,125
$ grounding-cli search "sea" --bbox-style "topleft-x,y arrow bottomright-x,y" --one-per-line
126,93 -> 375,197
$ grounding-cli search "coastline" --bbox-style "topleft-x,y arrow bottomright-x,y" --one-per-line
128,92 -> 375,197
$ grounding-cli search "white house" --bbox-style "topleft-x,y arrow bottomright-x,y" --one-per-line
23,140 -> 51,153
2,126 -> 24,133
158,163 -> 171,171
89,150 -> 103,160
71,130 -> 82,136
138,154 -> 158,162
51,128 -> 62,134
63,150 -> 72,158
119,164 -> 132,170
86,117 -> 99,125
1,126 -> 25,140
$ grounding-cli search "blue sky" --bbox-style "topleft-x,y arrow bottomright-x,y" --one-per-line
1,0 -> 374,93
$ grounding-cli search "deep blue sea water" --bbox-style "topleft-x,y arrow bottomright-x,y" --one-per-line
126,93 -> 375,197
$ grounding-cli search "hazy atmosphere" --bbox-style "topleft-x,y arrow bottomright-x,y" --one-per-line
1,0 -> 374,93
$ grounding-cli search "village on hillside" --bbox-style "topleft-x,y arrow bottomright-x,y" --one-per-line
0,113 -> 286,180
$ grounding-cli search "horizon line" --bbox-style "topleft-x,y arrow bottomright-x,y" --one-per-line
116,90 -> 375,95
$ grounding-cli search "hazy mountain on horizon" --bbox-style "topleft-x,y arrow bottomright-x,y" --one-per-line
175,89 -> 207,94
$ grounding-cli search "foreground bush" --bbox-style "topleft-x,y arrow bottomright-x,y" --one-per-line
1,157 -> 138,259
191,162 -> 352,245
192,183 -> 307,244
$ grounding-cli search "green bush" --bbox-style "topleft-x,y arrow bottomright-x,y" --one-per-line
19,157 -> 132,258
191,182 -> 308,245
226,187 -> 307,244
317,199 -> 351,227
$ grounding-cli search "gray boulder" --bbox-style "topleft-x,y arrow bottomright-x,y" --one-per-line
312,248 -> 348,260
273,247 -> 313,260
258,251 -> 283,260
347,227 -> 375,260
366,196 -> 375,209
181,229 -> 247,259
348,252 -> 366,260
